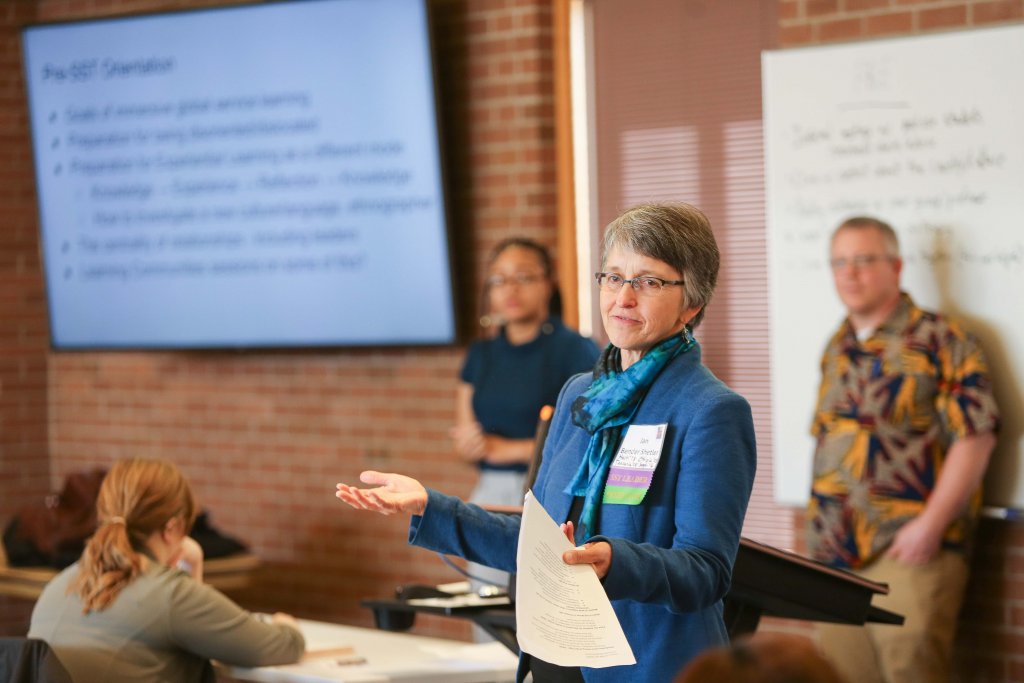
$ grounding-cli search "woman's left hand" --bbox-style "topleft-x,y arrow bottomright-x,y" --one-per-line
562,541 -> 612,579
559,522 -> 612,579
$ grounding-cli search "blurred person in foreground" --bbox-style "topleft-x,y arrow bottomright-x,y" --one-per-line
338,202 -> 757,682
809,216 -> 999,683
452,237 -> 599,607
674,632 -> 847,683
29,458 -> 305,683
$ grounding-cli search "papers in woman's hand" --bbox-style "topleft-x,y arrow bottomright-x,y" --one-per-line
515,492 -> 636,668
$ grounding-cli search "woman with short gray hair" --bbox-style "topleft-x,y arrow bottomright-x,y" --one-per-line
601,202 -> 720,330
337,201 -> 757,682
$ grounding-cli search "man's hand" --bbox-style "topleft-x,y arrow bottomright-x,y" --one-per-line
885,515 -> 943,565
887,433 -> 997,565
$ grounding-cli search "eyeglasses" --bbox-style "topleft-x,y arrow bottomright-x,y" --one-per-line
595,272 -> 685,295
829,254 -> 894,271
486,272 -> 544,288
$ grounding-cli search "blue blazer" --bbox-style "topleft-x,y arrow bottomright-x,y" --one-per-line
410,343 -> 757,682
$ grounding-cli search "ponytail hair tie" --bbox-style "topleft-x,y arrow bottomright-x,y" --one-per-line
105,516 -> 127,526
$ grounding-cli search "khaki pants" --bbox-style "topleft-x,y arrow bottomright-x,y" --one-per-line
817,550 -> 969,683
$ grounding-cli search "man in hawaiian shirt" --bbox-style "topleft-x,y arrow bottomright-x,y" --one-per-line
809,216 -> 1000,683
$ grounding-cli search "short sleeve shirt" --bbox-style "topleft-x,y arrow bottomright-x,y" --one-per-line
460,317 -> 599,472
808,293 -> 999,569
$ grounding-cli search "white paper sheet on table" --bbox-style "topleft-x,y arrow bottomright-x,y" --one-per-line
515,492 -> 635,668
406,595 -> 511,608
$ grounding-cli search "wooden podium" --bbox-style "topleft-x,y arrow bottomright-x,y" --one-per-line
725,537 -> 903,636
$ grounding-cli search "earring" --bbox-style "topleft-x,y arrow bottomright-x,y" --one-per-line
480,314 -> 505,328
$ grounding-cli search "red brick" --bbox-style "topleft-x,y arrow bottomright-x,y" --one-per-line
493,13 -> 514,32
845,0 -> 890,10
865,10 -> 914,34
973,0 -> 1024,24
918,4 -> 969,29
465,16 -> 487,36
779,0 -> 804,21
818,16 -> 866,40
806,0 -> 840,15
779,23 -> 816,46
517,8 -> 548,30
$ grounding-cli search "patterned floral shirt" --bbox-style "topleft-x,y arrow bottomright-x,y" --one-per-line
808,293 -> 999,569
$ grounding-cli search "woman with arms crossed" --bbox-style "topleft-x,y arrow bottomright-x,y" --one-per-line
338,203 -> 756,682
452,238 -> 599,599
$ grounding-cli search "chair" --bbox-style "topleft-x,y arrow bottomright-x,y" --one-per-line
523,404 -> 554,495
0,637 -> 73,683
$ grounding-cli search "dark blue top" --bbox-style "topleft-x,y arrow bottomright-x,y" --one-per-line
460,317 -> 600,472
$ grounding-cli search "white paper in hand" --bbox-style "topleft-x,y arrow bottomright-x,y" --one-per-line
515,491 -> 636,668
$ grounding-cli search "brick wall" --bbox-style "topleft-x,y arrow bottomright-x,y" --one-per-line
779,0 -> 1023,43
0,0 -> 51,635
1,0 -> 558,641
777,2 -> 1024,680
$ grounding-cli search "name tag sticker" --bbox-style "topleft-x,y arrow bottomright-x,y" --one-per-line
603,423 -> 667,505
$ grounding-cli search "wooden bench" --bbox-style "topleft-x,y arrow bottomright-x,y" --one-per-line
0,535 -> 260,601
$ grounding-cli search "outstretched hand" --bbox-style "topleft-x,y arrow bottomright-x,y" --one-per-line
335,471 -> 428,516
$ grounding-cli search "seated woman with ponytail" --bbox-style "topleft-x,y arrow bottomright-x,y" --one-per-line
28,458 -> 304,683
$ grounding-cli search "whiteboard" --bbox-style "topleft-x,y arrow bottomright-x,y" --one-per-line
763,25 -> 1024,508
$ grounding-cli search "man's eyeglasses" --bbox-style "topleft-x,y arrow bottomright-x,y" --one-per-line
829,254 -> 894,271
595,272 -> 685,295
486,273 -> 544,288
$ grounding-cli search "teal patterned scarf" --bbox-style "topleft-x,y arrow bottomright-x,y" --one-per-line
566,329 -> 695,542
